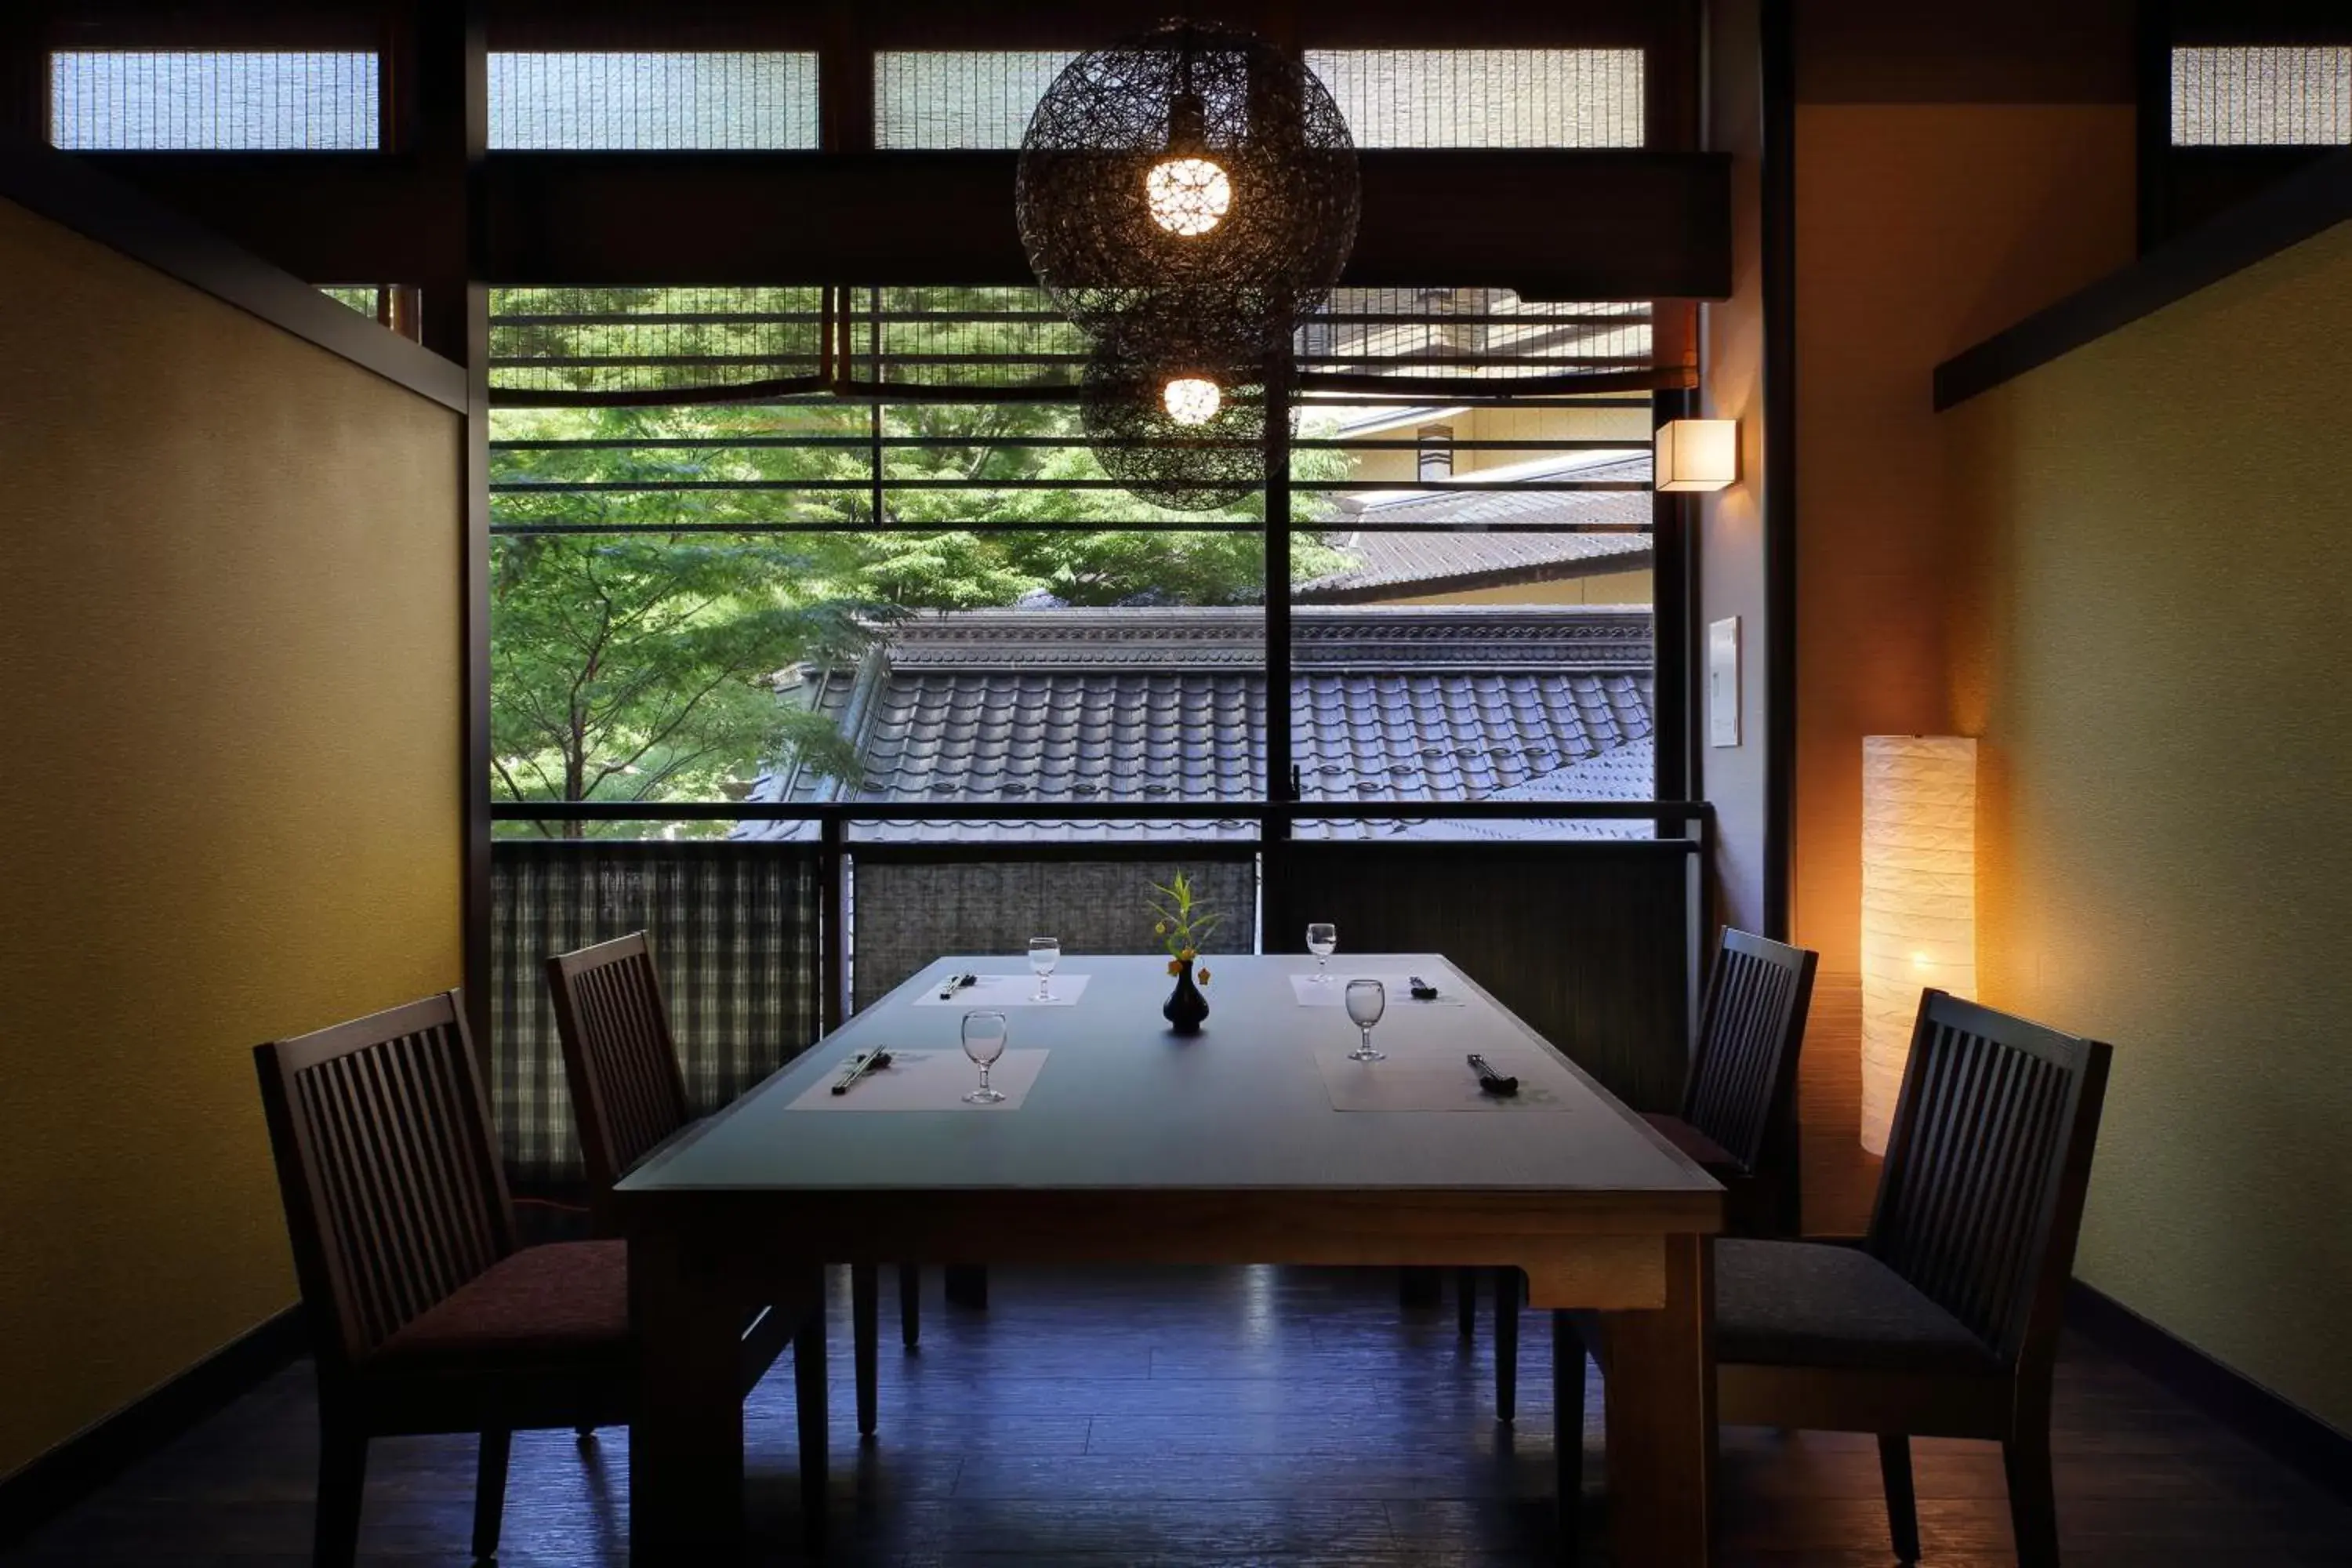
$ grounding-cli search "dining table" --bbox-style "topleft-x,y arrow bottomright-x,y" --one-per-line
617,951 -> 1722,1566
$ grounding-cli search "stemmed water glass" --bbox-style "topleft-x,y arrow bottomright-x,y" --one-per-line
1345,978 -> 1387,1062
1306,922 -> 1338,984
961,1011 -> 1009,1104
1028,936 -> 1061,1001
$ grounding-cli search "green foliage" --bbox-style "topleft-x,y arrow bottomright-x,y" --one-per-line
1146,871 -> 1223,964
488,288 -> 1356,834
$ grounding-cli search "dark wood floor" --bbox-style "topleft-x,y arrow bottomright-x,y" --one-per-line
5,1266 -> 2347,1566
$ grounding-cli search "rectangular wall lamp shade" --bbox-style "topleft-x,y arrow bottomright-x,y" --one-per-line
1653,418 -> 1737,492
1860,735 -> 1977,1156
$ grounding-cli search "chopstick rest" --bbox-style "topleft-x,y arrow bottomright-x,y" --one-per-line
832,1047 -> 895,1094
1467,1053 -> 1519,1097
1409,975 -> 1441,1001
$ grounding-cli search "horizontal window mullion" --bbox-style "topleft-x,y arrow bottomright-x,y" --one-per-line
488,521 -> 1268,535
492,477 -> 1269,493
1293,480 -> 1651,493
495,800 -> 1710,823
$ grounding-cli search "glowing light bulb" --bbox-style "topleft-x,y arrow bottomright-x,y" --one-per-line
1145,156 -> 1232,237
1163,376 -> 1222,426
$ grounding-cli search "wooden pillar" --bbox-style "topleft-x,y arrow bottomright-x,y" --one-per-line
0,5 -> 47,147
400,1 -> 494,1053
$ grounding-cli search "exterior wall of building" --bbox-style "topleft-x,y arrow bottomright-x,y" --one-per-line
1369,566 -> 1653,608
1946,216 -> 2352,1435
0,197 -> 464,1478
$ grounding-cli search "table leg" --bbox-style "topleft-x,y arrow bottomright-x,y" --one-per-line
629,1228 -> 747,1561
1598,1232 -> 1714,1568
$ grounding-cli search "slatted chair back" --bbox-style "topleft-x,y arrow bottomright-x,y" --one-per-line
253,993 -> 516,1374
1682,928 -> 1819,1174
546,932 -> 691,1234
1867,989 -> 2113,1372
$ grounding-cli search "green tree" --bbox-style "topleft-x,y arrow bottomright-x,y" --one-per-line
489,287 -> 1352,834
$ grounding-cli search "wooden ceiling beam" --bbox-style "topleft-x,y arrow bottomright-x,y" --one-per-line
83,148 -> 1730,300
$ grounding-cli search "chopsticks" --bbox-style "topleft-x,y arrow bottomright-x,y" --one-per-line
1467,1053 -> 1519,1097
936,971 -> 978,1000
831,1047 -> 895,1095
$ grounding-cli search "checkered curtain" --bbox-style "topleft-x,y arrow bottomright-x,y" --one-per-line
850,856 -> 1257,1011
490,840 -> 823,1182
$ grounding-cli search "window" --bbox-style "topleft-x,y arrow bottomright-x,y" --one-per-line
49,51 -> 379,150
872,47 -> 1647,151
488,53 -> 818,150
2172,46 -> 2352,145
1417,424 -> 1456,481
487,287 -> 1664,851
1291,387 -> 1656,839
1304,49 -> 1645,148
874,51 -> 1078,149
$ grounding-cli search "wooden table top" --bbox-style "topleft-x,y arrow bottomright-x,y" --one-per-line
620,954 -> 1721,1202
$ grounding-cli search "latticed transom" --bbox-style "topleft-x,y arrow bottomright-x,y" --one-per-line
1871,1018 -> 2077,1360
1682,941 -> 1808,1171
292,1023 -> 506,1358
562,946 -> 691,1184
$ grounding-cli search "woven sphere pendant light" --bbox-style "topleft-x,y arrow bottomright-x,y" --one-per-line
1079,321 -> 1293,512
1017,18 -> 1359,351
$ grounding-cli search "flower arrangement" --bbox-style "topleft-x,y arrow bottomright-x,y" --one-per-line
1148,871 -> 1219,985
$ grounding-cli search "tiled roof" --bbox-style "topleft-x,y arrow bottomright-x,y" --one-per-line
737,607 -> 1654,844
1296,455 -> 1652,600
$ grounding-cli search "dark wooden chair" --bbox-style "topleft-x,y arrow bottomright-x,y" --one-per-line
546,931 -> 919,1439
1471,927 -> 1817,1418
253,991 -> 816,1568
1559,989 -> 2114,1566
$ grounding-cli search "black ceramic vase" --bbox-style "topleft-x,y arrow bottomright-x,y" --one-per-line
1163,961 -> 1209,1035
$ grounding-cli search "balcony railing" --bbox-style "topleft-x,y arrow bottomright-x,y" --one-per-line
490,799 -> 1711,1184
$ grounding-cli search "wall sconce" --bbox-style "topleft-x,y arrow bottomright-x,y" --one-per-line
1860,735 -> 1977,1155
1653,418 -> 1738,492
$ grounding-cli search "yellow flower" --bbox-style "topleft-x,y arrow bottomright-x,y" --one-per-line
1154,920 -> 1167,935
1178,947 -> 1197,962
1167,959 -> 1182,976
1195,967 -> 1211,985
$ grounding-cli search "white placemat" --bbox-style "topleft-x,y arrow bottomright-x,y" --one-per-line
911,973 -> 1092,1007
1289,971 -> 1467,1007
1309,1045 -> 1576,1112
786,1048 -> 1051,1112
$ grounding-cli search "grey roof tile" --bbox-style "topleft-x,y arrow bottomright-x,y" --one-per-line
738,605 -> 1653,844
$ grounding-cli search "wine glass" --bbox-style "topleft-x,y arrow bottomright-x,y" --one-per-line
1345,978 -> 1387,1062
1027,936 -> 1061,1001
961,1011 -> 1009,1104
1306,922 -> 1338,984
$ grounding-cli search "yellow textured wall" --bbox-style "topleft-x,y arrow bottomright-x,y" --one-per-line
1948,219 -> 2352,1433
1790,103 -> 2136,1232
0,198 -> 464,1477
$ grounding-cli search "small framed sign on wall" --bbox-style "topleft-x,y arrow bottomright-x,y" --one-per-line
1708,616 -> 1741,748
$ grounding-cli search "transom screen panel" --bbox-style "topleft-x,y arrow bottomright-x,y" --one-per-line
1305,49 -> 1644,148
2172,46 -> 2352,145
488,51 -> 818,150
49,51 -> 379,150
874,51 -> 1079,149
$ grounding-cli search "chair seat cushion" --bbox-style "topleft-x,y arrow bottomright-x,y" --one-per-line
1714,1239 -> 2001,1376
1642,1112 -> 1740,1171
374,1240 -> 629,1367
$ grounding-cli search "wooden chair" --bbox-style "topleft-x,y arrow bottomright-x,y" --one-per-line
254,991 -> 816,1568
1559,989 -> 2114,1566
546,931 -> 919,1439
1472,927 -> 1817,1418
